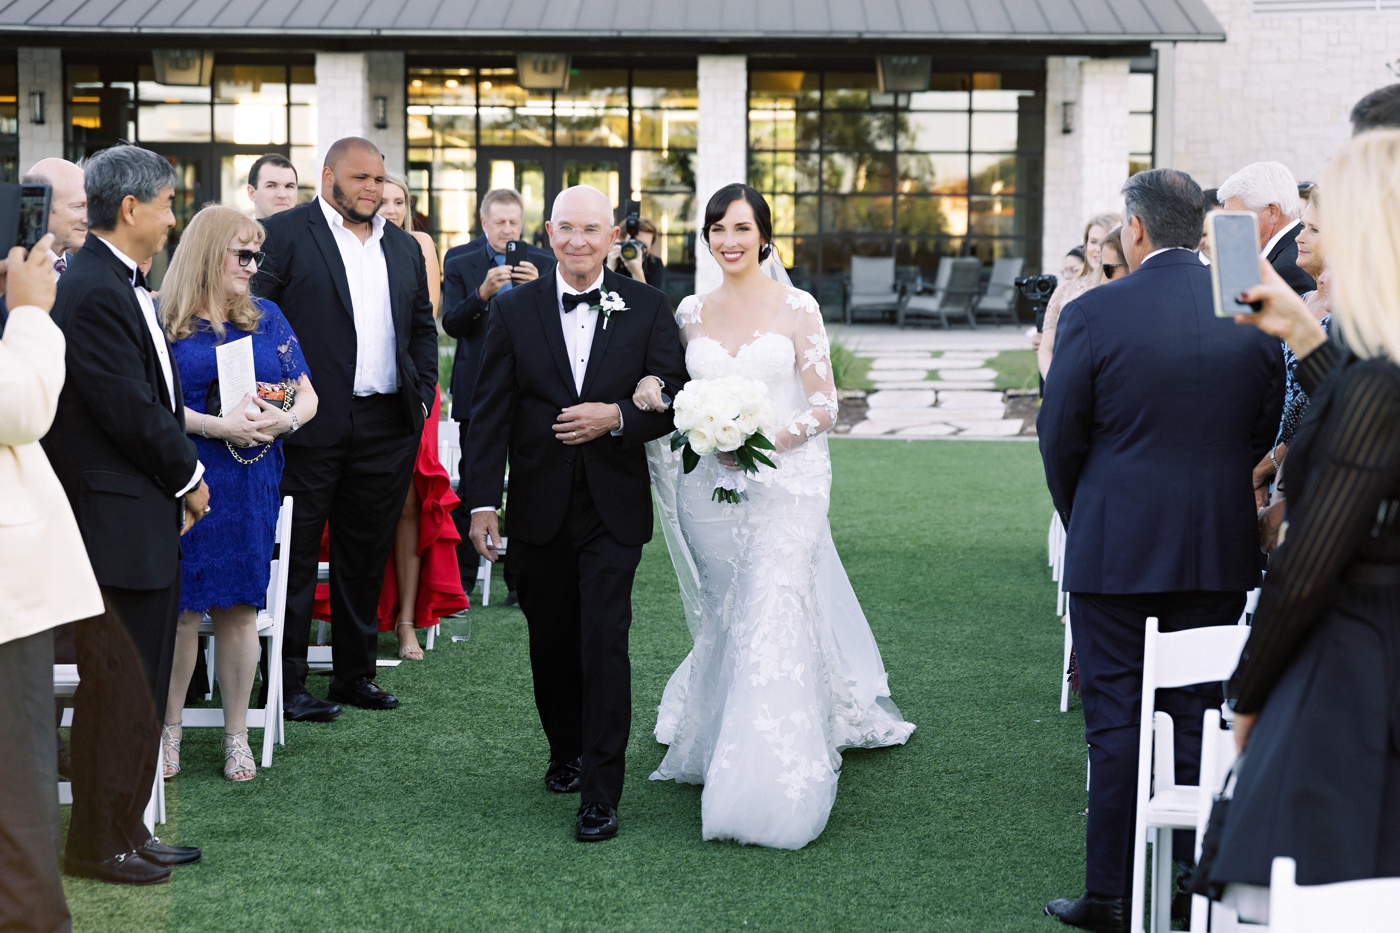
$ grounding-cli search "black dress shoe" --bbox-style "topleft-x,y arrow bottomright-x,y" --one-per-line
1045,893 -> 1127,933
576,802 -> 618,842
64,851 -> 170,885
545,757 -> 582,793
328,676 -> 400,710
284,691 -> 343,722
503,590 -> 520,608
137,836 -> 202,866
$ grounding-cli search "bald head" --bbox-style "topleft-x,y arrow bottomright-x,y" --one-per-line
323,136 -> 382,169
320,137 -> 385,226
551,185 -> 614,226
547,185 -> 619,288
23,158 -> 87,253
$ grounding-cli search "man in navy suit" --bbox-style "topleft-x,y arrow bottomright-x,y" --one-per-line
442,189 -> 555,602
442,234 -> 485,269
1040,169 -> 1284,932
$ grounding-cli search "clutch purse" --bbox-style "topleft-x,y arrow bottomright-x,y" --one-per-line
204,379 -> 296,465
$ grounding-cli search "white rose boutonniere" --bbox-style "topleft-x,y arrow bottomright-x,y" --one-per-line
593,288 -> 628,330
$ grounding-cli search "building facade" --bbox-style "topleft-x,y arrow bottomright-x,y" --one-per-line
0,0 -> 1389,314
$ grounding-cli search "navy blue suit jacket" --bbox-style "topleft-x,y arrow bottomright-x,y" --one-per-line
440,242 -> 556,420
1038,249 -> 1285,594
442,235 -> 485,270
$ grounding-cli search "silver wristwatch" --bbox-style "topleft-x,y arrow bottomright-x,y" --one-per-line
288,412 -> 300,434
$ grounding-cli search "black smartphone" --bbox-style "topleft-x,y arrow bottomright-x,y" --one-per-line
504,239 -> 530,267
1207,210 -> 1262,316
0,183 -> 51,254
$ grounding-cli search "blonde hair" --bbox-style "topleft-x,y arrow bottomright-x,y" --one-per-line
1324,131 -> 1400,360
1081,212 -> 1122,277
161,204 -> 265,342
383,171 -> 414,232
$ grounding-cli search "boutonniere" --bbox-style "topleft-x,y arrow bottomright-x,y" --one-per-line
592,288 -> 628,330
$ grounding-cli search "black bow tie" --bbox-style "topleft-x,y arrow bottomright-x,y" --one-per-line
133,267 -> 148,291
562,289 -> 600,311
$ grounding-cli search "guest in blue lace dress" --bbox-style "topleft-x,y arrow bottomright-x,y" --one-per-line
157,206 -> 318,782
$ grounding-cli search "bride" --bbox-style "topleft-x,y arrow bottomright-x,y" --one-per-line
632,183 -> 914,850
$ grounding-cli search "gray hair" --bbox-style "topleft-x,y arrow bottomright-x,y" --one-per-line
85,145 -> 178,231
1217,161 -> 1302,220
480,187 -> 523,220
1122,168 -> 1207,250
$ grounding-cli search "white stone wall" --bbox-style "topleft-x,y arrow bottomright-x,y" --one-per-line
1171,0 -> 1400,186
315,53 -> 368,170
18,48 -> 64,172
693,55 -> 748,294
1041,57 -> 1130,269
367,52 -> 406,175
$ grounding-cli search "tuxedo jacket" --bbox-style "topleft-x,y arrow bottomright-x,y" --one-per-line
1267,223 -> 1315,296
252,201 -> 437,447
462,269 -> 687,547
1038,248 -> 1285,594
441,242 -> 557,419
41,236 -> 200,591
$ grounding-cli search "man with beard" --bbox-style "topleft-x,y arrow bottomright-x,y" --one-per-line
253,137 -> 437,722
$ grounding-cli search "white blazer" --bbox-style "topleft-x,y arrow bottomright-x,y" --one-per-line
0,305 -> 102,645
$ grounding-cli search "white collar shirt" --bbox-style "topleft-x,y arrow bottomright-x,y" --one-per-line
556,267 -> 606,395
317,195 -> 397,395
1261,219 -> 1301,260
94,235 -> 203,496
1142,246 -> 1197,265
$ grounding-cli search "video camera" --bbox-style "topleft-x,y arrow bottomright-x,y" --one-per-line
619,198 -> 645,262
1015,273 -> 1059,331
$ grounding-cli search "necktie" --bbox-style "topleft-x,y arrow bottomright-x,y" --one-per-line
54,255 -> 66,277
493,251 -> 513,293
563,289 -> 601,311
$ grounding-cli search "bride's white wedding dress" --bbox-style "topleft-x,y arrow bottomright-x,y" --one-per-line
647,285 -> 914,850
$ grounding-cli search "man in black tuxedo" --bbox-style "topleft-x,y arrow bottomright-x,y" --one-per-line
442,188 -> 556,601
42,145 -> 210,885
1040,169 -> 1284,932
1218,161 -> 1315,296
464,185 -> 686,842
253,137 -> 437,721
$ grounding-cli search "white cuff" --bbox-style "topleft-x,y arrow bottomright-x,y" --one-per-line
470,506 -> 496,514
175,460 -> 205,498
610,403 -> 624,436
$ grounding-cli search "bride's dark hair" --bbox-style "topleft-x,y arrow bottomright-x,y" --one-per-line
702,183 -> 774,262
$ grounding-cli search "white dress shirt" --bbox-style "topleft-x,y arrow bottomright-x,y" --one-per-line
317,196 -> 398,395
1261,219 -> 1301,260
1142,246 -> 1197,264
557,267 -> 606,395
94,235 -> 203,497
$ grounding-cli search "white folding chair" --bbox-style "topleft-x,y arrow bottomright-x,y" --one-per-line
1061,608 -> 1074,713
55,667 -> 165,831
1188,709 -> 1240,932
1268,856 -> 1400,932
181,497 -> 292,767
477,536 -> 508,606
1131,617 -> 1252,933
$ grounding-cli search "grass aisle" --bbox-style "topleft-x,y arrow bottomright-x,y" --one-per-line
66,439 -> 1085,933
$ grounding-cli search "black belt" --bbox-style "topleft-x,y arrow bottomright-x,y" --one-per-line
1341,562 -> 1400,586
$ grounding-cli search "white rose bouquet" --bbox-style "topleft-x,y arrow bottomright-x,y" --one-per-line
669,376 -> 780,504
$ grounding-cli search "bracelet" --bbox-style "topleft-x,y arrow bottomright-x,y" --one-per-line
201,413 -> 209,439
1269,447 -> 1282,474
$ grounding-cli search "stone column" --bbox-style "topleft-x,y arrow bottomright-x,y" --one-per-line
693,56 -> 748,294
315,52 -> 367,169
1040,57 -> 1131,272
366,52 -> 406,175
18,48 -> 64,172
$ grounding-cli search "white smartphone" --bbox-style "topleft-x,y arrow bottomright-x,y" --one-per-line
1207,210 -> 1262,317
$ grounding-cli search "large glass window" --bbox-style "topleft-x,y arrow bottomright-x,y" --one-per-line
749,68 -> 1045,310
1129,70 -> 1155,177
0,59 -> 17,182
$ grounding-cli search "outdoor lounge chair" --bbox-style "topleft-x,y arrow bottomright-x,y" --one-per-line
898,257 -> 982,328
973,257 -> 1024,325
843,256 -> 901,324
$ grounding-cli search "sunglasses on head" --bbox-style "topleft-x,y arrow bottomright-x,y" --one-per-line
227,248 -> 264,267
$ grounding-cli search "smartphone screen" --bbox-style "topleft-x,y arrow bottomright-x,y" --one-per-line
18,185 -> 50,251
1209,211 -> 1261,316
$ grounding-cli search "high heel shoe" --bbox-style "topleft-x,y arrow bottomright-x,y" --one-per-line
396,621 -> 424,661
222,731 -> 256,782
161,723 -> 181,779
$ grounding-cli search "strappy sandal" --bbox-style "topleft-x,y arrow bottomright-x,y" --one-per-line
222,731 -> 256,782
396,621 -> 424,661
161,723 -> 182,779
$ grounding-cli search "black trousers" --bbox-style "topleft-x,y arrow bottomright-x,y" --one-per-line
67,583 -> 180,863
511,477 -> 641,807
280,393 -> 417,693
1070,590 -> 1246,899
0,630 -> 70,933
453,419 -> 515,593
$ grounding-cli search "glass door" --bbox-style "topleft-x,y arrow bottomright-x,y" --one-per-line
477,147 -> 629,245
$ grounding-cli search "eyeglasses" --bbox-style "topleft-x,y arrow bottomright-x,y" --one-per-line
227,249 -> 264,267
1102,262 -> 1127,278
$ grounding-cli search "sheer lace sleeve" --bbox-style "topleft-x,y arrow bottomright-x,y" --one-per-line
675,293 -> 705,346
1231,358 -> 1400,713
776,289 -> 838,453
264,300 -> 311,383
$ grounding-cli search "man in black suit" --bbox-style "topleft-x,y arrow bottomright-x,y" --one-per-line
442,233 -> 485,269
1218,161 -> 1315,296
253,137 -> 437,721
464,185 -> 686,842
1040,169 -> 1284,932
442,188 -> 556,601
42,145 -> 210,885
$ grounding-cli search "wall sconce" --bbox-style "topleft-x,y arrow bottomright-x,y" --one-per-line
1061,101 -> 1074,135
29,91 -> 44,125
373,96 -> 388,129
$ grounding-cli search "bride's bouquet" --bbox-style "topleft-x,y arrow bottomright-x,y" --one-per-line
670,376 -> 780,504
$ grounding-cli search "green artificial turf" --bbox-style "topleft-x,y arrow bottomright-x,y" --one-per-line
64,439 -> 1085,933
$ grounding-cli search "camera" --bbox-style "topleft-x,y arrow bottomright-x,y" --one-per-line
1015,273 -> 1059,331
619,199 -> 645,262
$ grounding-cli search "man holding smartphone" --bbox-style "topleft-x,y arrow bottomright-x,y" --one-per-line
442,188 -> 557,605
